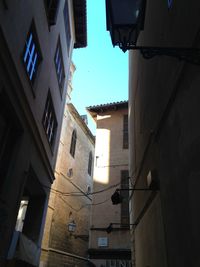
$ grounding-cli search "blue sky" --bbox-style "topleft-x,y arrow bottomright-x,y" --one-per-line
71,0 -> 128,134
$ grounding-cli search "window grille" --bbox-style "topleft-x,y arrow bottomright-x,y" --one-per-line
23,22 -> 41,83
42,91 -> 57,147
54,38 -> 65,94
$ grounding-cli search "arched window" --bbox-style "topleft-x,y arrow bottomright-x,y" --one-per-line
88,151 -> 93,176
70,130 -> 77,157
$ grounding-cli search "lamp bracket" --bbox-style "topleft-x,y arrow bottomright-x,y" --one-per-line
106,222 -> 137,233
117,188 -> 153,191
74,234 -> 89,241
123,45 -> 200,65
111,186 -> 158,205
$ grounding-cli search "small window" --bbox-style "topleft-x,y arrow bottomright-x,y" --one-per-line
70,130 -> 77,158
168,0 -> 173,8
63,0 -> 71,52
44,0 -> 60,26
88,152 -> 93,176
121,170 -> 129,226
42,91 -> 57,147
54,37 -> 65,94
86,185 -> 91,194
23,22 -> 42,84
15,199 -> 29,232
123,114 -> 129,149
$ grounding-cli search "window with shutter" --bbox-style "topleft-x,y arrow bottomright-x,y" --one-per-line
121,170 -> 129,226
88,152 -> 93,176
42,91 -> 57,148
44,0 -> 60,26
70,130 -> 77,158
123,114 -> 129,149
54,37 -> 65,95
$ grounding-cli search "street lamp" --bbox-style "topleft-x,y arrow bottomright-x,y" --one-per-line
105,0 -> 200,64
106,0 -> 146,52
68,220 -> 76,233
67,220 -> 89,241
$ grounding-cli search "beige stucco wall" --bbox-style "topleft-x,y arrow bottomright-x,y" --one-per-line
89,107 -> 130,266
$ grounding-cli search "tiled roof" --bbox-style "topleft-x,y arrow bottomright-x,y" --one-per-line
73,0 -> 87,48
87,100 -> 128,112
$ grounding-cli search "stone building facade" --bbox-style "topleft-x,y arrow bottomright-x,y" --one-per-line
87,101 -> 131,267
0,1 -> 87,266
40,102 -> 95,267
128,0 -> 200,266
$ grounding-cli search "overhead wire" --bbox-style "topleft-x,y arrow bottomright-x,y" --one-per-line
41,173 -> 134,212
41,180 -> 121,197
58,195 -> 111,212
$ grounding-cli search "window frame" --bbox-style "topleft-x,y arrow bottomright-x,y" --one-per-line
123,114 -> 129,149
88,151 -> 93,176
44,0 -> 60,26
70,129 -> 77,158
63,0 -> 71,53
23,21 -> 42,86
120,170 -> 130,226
42,90 -> 57,148
54,37 -> 65,95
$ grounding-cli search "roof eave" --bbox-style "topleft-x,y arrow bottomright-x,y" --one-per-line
87,101 -> 128,114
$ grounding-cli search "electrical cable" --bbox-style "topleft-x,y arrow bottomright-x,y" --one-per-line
96,163 -> 128,168
58,195 -> 110,212
41,180 -> 121,197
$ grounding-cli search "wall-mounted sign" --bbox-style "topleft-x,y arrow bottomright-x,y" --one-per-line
98,237 -> 108,247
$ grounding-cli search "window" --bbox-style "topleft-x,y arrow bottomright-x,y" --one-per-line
15,199 -> 29,232
70,130 -> 77,158
123,114 -> 129,149
42,91 -> 57,147
86,185 -> 91,194
54,37 -> 65,94
88,152 -> 93,176
20,167 -> 46,242
168,0 -> 173,8
63,0 -> 71,51
23,22 -> 42,84
121,170 -> 129,226
44,0 -> 60,26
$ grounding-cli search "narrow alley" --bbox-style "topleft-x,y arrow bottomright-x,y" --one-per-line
0,1 -> 200,267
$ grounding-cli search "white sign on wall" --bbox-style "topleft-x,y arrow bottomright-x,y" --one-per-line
98,237 -> 108,247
